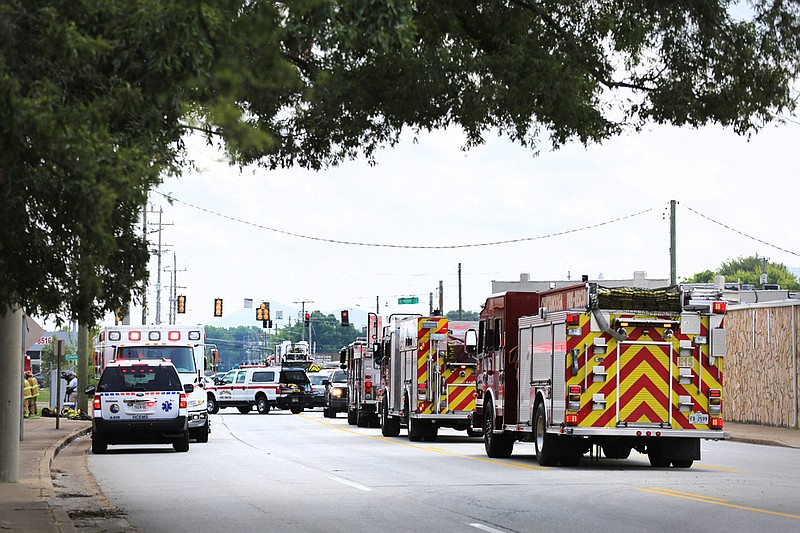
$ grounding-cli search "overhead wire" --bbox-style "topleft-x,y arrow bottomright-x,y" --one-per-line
682,204 -> 800,258
153,190 -> 653,249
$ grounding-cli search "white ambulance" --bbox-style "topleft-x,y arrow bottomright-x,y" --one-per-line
93,324 -> 210,442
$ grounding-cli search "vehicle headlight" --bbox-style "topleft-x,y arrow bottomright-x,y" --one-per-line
331,387 -> 343,398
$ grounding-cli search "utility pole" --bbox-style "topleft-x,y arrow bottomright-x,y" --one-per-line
670,200 -> 677,286
458,263 -> 463,320
150,206 -> 173,325
438,280 -> 444,316
141,201 -> 147,325
293,299 -> 314,342
165,252 -> 185,325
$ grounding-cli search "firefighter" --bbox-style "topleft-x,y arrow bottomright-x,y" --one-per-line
23,371 -> 39,417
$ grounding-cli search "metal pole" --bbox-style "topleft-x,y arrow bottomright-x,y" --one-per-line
0,308 -> 22,482
670,200 -> 677,286
141,201 -> 148,325
155,207 -> 163,324
439,280 -> 444,316
458,263 -> 463,320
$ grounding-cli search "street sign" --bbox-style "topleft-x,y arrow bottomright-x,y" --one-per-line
398,297 -> 419,304
65,353 -> 77,361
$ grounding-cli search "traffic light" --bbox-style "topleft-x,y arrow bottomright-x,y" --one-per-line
304,312 -> 310,327
177,295 -> 186,314
214,298 -> 223,317
256,301 -> 271,321
341,310 -> 349,326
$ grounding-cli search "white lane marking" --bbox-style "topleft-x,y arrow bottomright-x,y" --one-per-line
328,476 -> 372,492
469,523 -> 507,533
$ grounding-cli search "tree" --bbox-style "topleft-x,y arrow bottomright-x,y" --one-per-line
3,1 -> 800,324
446,310 -> 480,321
685,254 -> 800,290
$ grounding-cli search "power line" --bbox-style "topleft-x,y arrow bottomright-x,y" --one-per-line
682,204 -> 800,257
154,190 -> 652,249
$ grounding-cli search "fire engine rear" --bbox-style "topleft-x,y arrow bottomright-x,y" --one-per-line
477,284 -> 728,467
379,316 -> 478,441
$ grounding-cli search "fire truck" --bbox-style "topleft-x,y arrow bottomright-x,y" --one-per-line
342,314 -> 383,427
92,324 -> 210,443
475,284 -> 728,467
341,338 -> 380,427
378,316 -> 478,441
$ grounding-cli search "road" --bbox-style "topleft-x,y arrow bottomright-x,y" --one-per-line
87,408 -> 800,533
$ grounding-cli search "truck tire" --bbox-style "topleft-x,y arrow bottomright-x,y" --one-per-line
381,397 -> 400,437
671,459 -> 694,468
356,407 -> 369,428
290,406 -> 303,414
173,432 -> 190,453
91,433 -> 107,455
483,399 -> 514,458
647,443 -> 671,467
237,405 -> 252,414
408,416 -> 424,442
207,394 -> 219,415
347,408 -> 357,426
421,422 -> 438,442
533,402 -> 557,466
194,421 -> 209,443
256,395 -> 270,414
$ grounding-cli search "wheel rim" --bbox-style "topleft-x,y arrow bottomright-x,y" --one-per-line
535,407 -> 545,452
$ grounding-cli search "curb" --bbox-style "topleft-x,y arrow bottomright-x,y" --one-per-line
39,423 -> 92,533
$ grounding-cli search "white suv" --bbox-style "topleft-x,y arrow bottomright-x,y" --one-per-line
87,359 -> 192,454
206,365 -> 313,415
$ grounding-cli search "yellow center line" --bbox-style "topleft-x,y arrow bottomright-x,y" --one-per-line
637,487 -> 800,520
299,414 -> 548,470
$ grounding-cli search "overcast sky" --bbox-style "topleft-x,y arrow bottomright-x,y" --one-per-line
125,117 -> 798,328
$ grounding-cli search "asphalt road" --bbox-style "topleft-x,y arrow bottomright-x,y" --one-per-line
86,408 -> 800,533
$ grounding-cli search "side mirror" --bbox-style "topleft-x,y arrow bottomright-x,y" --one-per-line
84,385 -> 96,396
184,384 -> 194,394
465,329 -> 478,354
322,379 -> 330,386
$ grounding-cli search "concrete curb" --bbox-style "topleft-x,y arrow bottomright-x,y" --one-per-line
39,424 -> 92,533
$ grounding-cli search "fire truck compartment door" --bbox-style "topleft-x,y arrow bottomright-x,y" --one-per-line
617,341 -> 672,426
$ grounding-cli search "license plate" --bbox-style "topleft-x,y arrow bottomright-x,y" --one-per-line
134,403 -> 148,411
688,412 -> 708,424
291,397 -> 298,403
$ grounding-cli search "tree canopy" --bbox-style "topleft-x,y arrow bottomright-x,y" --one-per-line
684,254 -> 800,290
2,1 -> 799,324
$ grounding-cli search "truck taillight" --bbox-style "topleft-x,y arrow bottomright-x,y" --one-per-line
710,417 -> 724,429
708,388 -> 722,415
565,414 -> 578,426
568,385 -> 581,411
712,301 -> 726,314
566,313 -> 580,326
93,395 -> 101,411
365,381 -> 372,389
179,393 -> 187,409
418,383 -> 427,401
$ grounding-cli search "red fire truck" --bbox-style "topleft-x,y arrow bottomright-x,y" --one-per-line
474,283 -> 728,467
378,316 -> 478,441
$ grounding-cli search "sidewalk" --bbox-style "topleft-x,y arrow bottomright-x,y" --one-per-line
0,416 -> 91,533
0,418 -> 798,533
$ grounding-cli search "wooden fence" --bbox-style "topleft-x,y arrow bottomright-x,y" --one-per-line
725,302 -> 800,428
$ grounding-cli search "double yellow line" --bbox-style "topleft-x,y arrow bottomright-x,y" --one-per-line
638,488 -> 800,520
300,414 -> 548,470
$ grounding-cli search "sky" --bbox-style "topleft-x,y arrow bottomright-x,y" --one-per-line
123,116 -> 799,330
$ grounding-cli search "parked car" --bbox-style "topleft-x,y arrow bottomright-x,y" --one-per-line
207,365 -> 313,415
323,369 -> 348,418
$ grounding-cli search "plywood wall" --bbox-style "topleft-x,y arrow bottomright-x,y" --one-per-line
725,305 -> 799,428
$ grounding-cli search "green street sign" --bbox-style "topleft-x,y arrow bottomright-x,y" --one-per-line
65,353 -> 78,361
398,297 -> 419,305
